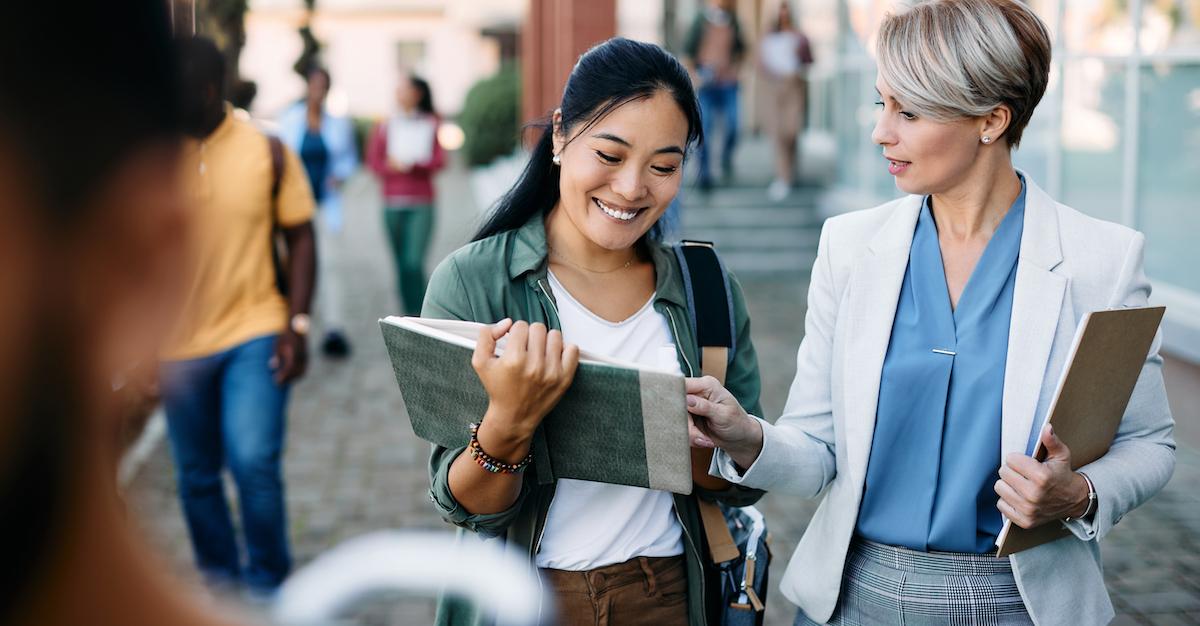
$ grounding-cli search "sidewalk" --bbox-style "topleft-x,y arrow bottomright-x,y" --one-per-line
126,147 -> 1200,625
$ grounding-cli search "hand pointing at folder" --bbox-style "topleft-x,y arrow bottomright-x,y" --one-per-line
995,424 -> 1093,530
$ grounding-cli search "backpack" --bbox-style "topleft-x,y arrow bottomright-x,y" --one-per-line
673,241 -> 771,626
266,134 -> 289,296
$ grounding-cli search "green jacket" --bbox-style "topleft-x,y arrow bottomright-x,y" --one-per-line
421,215 -> 765,626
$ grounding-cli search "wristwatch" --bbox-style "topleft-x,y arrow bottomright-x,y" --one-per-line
1064,471 -> 1097,523
290,313 -> 311,336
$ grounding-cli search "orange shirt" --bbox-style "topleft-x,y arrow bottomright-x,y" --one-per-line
164,107 -> 315,360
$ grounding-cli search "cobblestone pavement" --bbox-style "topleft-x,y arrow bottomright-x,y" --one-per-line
127,157 -> 1200,625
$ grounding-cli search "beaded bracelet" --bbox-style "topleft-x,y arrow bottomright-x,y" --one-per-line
468,422 -> 533,474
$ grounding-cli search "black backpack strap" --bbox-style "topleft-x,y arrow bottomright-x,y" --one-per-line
265,134 -> 289,295
673,240 -> 737,382
267,134 -> 285,206
673,240 -> 742,566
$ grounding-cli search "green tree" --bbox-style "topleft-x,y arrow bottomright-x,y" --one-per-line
458,65 -> 521,167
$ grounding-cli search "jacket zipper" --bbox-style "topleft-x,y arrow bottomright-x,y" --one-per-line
665,305 -> 707,625
531,277 -> 558,625
536,278 -> 560,322
664,307 -> 696,377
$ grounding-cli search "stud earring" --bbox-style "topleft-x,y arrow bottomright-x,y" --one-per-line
552,153 -> 561,165
981,136 -> 992,144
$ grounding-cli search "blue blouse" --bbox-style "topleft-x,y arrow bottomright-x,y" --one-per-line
299,129 -> 329,203
856,179 -> 1027,553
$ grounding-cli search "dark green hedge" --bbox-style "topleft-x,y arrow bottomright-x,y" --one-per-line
458,64 -> 520,167
352,116 -> 375,163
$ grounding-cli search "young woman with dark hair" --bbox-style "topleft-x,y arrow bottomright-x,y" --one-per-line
422,37 -> 764,626
367,72 -> 445,315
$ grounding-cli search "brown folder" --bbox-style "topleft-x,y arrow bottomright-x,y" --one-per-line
995,306 -> 1165,557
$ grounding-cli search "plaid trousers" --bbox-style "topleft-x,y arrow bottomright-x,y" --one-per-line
794,539 -> 1033,626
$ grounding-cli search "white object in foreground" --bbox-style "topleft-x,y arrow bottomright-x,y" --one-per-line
273,530 -> 545,626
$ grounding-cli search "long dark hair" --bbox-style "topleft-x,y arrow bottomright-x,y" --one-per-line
409,74 -> 435,116
472,37 -> 702,242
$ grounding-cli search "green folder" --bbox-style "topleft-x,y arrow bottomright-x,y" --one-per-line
379,316 -> 694,494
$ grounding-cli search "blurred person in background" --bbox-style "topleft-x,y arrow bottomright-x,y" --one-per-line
367,72 -> 445,316
683,0 -> 746,191
279,66 -> 359,358
422,37 -> 764,626
0,2 -> 243,624
161,36 -> 316,601
685,1 -> 1175,624
758,1 -> 813,202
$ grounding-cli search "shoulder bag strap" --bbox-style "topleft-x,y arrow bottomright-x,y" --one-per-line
266,134 -> 289,295
673,240 -> 740,565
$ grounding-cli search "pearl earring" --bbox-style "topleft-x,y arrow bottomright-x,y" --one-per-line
981,136 -> 992,144
552,153 -> 561,165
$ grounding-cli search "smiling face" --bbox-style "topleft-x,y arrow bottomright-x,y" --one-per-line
871,74 -> 984,196
551,90 -> 689,251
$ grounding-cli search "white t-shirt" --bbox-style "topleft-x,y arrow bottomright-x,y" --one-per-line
760,31 -> 803,78
534,271 -> 685,571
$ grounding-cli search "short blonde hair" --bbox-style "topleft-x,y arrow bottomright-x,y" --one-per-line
876,0 -> 1051,147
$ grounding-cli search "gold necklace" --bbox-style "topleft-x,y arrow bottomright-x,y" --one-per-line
547,245 -> 637,274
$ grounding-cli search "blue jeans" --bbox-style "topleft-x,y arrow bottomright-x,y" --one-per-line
160,334 -> 292,593
697,81 -> 740,184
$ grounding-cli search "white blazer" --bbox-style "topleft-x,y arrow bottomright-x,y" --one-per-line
713,176 -> 1175,625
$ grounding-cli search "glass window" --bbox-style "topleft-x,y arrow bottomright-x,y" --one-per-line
1138,62 -> 1200,292
1141,0 -> 1200,54
396,40 -> 427,74
845,0 -> 901,57
1059,59 -> 1127,224
1027,0 -> 1062,47
834,69 -> 867,188
796,0 -> 838,63
1012,66 -> 1060,187
1062,0 -> 1135,55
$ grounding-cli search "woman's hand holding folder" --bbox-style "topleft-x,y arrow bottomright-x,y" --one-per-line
994,424 -> 1092,529
447,319 -> 581,515
471,319 -> 582,444
685,376 -> 765,473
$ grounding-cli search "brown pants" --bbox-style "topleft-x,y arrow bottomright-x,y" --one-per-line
541,555 -> 688,626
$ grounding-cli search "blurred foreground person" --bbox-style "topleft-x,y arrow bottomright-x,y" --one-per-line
0,3 -> 239,625
367,72 -> 445,315
161,37 -> 316,599
279,66 -> 359,358
758,1 -> 813,202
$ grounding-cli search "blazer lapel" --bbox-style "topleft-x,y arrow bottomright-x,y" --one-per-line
843,196 -> 922,485
1002,177 -> 1067,458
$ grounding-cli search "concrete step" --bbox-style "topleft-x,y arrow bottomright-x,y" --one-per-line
678,181 -> 823,277
681,206 -> 824,230
681,227 -> 820,250
717,250 -> 815,276
682,184 -> 824,205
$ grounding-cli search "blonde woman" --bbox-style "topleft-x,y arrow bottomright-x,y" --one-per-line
685,1 -> 1175,624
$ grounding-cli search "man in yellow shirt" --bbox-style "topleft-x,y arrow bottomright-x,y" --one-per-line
160,37 -> 316,597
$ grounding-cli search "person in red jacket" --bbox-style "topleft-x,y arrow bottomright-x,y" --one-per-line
367,73 -> 445,315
